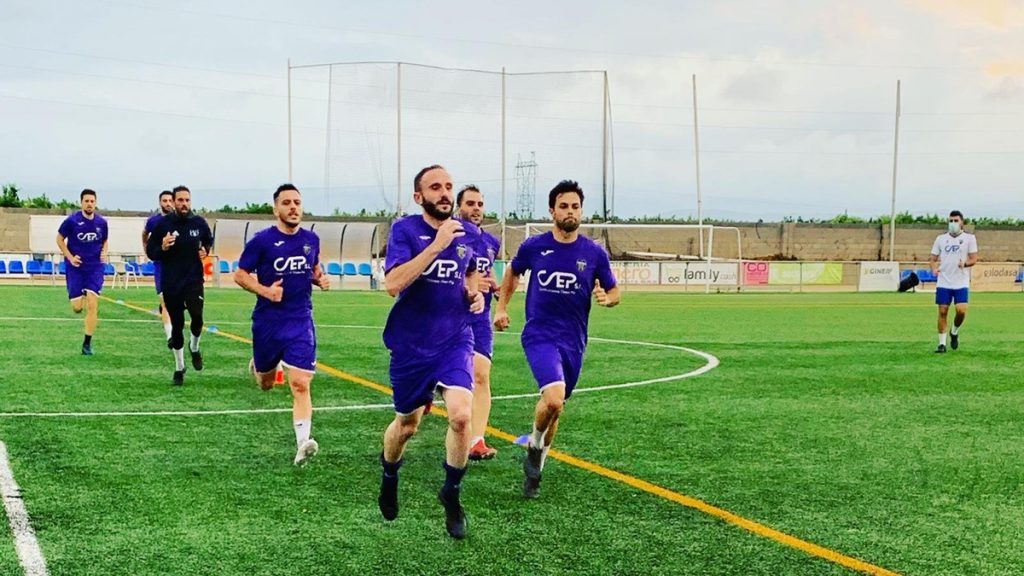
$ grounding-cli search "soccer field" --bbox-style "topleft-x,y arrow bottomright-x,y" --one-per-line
1,286 -> 1022,576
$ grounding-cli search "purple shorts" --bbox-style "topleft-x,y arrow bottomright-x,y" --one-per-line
389,338 -> 474,415
65,263 -> 104,299
252,317 -> 317,374
470,316 -> 494,359
523,340 -> 584,399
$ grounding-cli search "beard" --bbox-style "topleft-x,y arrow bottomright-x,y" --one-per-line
555,217 -> 579,233
280,214 -> 300,229
423,198 -> 453,221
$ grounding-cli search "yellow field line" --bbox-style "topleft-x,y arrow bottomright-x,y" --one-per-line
102,295 -> 901,576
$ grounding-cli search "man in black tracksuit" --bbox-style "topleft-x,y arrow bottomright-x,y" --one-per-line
146,185 -> 214,386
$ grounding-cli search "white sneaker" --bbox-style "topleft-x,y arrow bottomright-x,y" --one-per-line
294,438 -> 319,466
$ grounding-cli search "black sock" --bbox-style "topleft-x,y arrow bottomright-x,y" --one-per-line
381,453 -> 403,479
442,461 -> 467,493
83,335 -> 92,346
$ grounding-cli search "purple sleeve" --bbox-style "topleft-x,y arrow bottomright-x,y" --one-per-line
466,246 -> 478,273
384,223 -> 413,274
143,215 -> 156,233
57,216 -> 73,239
595,245 -> 617,290
100,219 -> 109,242
509,239 -> 532,275
237,236 -> 262,273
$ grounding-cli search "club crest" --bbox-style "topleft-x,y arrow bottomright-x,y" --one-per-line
457,244 -> 467,259
303,244 -> 312,255
577,259 -> 587,271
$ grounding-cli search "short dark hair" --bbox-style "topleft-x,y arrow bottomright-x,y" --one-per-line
172,185 -> 190,199
949,210 -> 965,222
80,189 -> 96,200
274,183 -> 300,201
457,184 -> 480,206
159,190 -> 173,200
548,180 -> 584,208
413,164 -> 445,192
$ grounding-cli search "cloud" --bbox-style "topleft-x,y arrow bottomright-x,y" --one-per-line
911,0 -> 1024,29
986,76 -> 1024,99
985,59 -> 1024,76
718,66 -> 786,103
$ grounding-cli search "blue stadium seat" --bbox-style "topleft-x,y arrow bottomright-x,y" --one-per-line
327,262 -> 343,276
140,262 -> 155,276
0,261 -> 6,274
26,261 -> 42,275
1017,270 -> 1023,283
358,263 -> 372,276
219,260 -> 230,274
8,261 -> 25,274
59,261 -> 66,275
231,260 -> 240,272
916,269 -> 937,283
343,262 -> 357,276
103,263 -> 116,276
900,269 -> 913,281
41,261 -> 54,274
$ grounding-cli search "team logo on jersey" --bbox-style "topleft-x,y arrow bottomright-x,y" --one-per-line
273,256 -> 309,272
537,270 -> 579,290
77,232 -> 99,242
577,259 -> 587,271
944,245 -> 961,254
487,248 -> 495,260
457,244 -> 467,259
189,229 -> 200,238
303,244 -> 312,255
423,259 -> 461,281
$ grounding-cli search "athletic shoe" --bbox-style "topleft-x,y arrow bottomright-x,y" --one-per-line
468,438 -> 497,461
379,473 -> 399,521
81,343 -> 93,356
950,333 -> 959,350
935,344 -> 947,354
173,369 -> 185,386
191,349 -> 203,371
523,446 -> 543,499
438,487 -> 467,539
293,438 -> 319,466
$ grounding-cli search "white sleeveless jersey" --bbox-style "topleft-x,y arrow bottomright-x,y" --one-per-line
930,232 -> 978,289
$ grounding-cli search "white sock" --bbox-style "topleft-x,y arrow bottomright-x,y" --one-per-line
951,325 -> 960,336
529,424 -> 546,449
540,445 -> 550,470
163,323 -> 172,339
189,334 -> 201,353
173,348 -> 185,371
939,333 -> 947,346
294,419 -> 311,447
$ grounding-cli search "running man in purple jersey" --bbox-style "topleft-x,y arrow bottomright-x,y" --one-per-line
494,180 -> 620,499
56,189 -> 109,356
141,190 -> 175,346
234,184 -> 329,466
378,165 -> 485,540
457,185 -> 501,461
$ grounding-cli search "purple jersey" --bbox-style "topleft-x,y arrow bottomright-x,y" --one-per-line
465,225 -> 501,312
237,226 -> 320,323
58,211 -> 108,265
510,231 -> 617,352
143,212 -> 165,236
383,215 -> 478,356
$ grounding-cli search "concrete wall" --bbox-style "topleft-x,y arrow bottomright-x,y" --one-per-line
3,208 -> 1021,261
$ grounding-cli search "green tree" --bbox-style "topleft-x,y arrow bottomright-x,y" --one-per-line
1,183 -> 22,207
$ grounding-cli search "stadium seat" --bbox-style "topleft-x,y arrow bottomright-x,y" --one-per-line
327,262 -> 343,276
103,263 -> 116,276
231,260 -> 240,272
41,261 -> 54,274
219,260 -> 231,274
1017,270 -> 1023,283
0,261 -> 6,274
59,261 -> 66,275
139,262 -> 156,276
343,262 -> 357,276
358,263 -> 372,276
8,261 -> 25,274
900,269 -> 914,281
916,269 -> 937,283
26,261 -> 42,275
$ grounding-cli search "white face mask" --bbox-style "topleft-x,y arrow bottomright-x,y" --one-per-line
948,221 -> 962,235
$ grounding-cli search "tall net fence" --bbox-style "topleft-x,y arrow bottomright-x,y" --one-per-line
288,62 -> 606,219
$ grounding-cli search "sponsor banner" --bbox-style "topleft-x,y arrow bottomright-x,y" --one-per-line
610,261 -> 660,285
743,261 -> 770,285
769,262 -> 843,285
661,262 -> 739,286
858,261 -> 900,292
971,263 -> 1020,292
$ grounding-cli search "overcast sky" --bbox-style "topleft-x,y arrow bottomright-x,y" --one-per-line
2,0 -> 1022,220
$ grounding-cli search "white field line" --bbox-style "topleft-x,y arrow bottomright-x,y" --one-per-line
0,442 -> 49,576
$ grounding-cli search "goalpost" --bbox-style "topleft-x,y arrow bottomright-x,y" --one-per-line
517,223 -> 744,293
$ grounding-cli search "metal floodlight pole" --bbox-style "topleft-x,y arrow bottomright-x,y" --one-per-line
501,66 -> 508,259
692,74 -> 705,259
889,79 -> 901,262
324,64 -> 333,209
396,62 -> 403,216
287,58 -> 293,182
602,70 -> 609,221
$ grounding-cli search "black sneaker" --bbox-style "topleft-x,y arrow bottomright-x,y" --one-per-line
379,473 -> 399,521
173,369 -> 185,386
935,344 -> 947,354
438,487 -> 467,540
950,333 -> 959,350
81,343 -> 93,356
523,446 -> 543,499
190,349 -> 203,371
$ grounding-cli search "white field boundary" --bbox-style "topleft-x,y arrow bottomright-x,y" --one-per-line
0,442 -> 49,576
